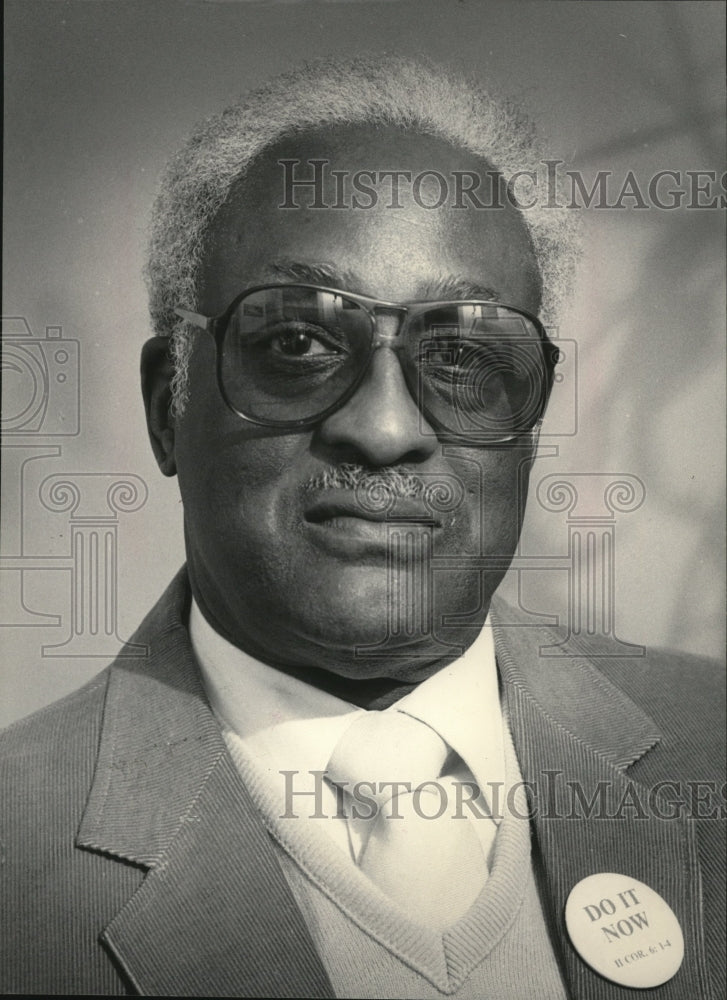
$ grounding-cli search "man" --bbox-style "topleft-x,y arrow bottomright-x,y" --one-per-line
1,56 -> 724,998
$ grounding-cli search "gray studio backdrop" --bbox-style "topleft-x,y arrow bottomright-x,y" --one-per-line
2,0 -> 725,726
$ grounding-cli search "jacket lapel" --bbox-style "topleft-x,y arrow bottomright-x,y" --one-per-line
76,571 -> 712,998
76,571 -> 334,998
492,602 -> 714,1000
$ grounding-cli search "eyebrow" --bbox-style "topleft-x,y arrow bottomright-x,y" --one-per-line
265,259 -> 499,302
418,274 -> 499,301
267,260 -> 357,287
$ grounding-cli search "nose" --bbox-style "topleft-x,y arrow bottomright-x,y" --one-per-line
316,346 -> 439,467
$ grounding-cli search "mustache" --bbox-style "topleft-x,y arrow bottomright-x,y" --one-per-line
303,464 -> 427,497
303,464 -> 466,517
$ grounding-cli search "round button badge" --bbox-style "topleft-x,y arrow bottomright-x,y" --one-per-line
565,873 -> 684,989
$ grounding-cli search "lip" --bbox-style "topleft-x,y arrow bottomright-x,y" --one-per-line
305,495 -> 440,524
303,493 -> 441,556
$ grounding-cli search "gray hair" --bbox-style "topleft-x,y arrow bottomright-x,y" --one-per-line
146,54 -> 579,412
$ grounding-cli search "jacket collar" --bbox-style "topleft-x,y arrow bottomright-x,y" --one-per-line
490,596 -> 660,769
77,568 -> 334,998
76,572 -> 712,998
491,599 -> 714,999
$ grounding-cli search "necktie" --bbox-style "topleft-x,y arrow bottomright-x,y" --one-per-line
326,710 -> 489,930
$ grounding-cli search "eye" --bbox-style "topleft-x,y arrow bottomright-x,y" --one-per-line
258,322 -> 344,358
273,329 -> 327,356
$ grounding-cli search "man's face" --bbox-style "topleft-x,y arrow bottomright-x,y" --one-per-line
155,124 -> 542,681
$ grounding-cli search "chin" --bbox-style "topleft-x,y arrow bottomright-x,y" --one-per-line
297,584 -> 399,649
300,624 -> 453,680
285,573 -> 468,671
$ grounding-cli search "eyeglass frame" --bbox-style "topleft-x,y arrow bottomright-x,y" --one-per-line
174,283 -> 558,441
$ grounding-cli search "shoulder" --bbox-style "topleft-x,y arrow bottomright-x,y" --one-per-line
597,644 -> 725,768
571,641 -> 724,787
1,568 -> 190,819
0,671 -> 112,847
0,670 -> 109,768
492,595 -> 725,776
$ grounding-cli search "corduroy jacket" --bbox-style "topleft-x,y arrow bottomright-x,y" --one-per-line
1,568 -> 725,997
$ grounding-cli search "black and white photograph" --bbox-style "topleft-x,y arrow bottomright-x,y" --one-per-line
2,1 -> 725,996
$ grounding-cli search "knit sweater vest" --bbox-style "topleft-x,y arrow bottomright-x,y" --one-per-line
223,721 -> 570,999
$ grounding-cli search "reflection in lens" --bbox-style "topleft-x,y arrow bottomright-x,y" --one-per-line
410,304 -> 549,441
219,286 -> 372,424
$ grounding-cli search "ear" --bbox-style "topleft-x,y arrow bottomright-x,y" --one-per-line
141,337 -> 177,477
522,420 -> 543,473
529,419 -> 543,457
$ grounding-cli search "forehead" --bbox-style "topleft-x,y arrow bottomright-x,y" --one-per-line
199,124 -> 541,313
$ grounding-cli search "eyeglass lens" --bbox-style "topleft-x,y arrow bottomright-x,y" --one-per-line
219,286 -> 550,438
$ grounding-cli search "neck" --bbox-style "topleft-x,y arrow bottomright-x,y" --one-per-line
190,585 -> 466,709
264,661 -> 422,710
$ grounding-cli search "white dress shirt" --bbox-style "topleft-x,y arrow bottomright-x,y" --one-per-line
190,601 -> 506,864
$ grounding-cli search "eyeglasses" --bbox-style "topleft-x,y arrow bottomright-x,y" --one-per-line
174,284 -> 557,443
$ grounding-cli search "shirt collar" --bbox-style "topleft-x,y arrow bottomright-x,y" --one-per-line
393,623 -> 504,795
190,600 -> 504,793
